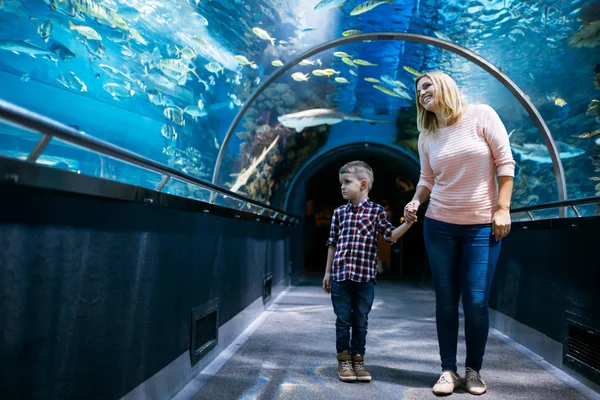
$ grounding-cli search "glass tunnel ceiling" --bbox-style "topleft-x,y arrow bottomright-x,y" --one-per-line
0,0 -> 598,213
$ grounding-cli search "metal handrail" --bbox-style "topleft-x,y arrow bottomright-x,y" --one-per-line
0,99 -> 300,223
212,32 -> 568,215
511,196 -> 600,221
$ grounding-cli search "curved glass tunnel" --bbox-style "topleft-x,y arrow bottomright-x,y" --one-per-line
1,2 -> 600,400
0,0 -> 598,215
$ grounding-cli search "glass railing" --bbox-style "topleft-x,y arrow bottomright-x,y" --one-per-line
0,99 -> 299,225
511,196 -> 600,222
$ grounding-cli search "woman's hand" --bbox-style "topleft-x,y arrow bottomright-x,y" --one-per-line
404,200 -> 420,224
492,208 -> 511,241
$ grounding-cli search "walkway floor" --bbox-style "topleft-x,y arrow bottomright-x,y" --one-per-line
191,280 -> 594,400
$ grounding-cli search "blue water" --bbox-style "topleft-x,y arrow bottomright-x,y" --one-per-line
0,0 -> 597,212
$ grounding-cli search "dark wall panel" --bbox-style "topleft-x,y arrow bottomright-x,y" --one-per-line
490,217 -> 600,343
0,184 -> 296,400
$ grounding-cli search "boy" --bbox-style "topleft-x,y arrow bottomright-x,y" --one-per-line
322,160 -> 413,382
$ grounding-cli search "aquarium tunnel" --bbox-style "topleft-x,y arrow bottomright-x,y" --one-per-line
1,0 -> 600,399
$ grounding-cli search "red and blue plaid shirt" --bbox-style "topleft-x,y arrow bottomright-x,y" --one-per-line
326,198 -> 397,282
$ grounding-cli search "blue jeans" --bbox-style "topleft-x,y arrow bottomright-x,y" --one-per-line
331,279 -> 375,355
424,217 -> 501,372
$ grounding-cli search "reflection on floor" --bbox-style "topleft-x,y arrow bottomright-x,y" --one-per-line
189,281 -> 595,400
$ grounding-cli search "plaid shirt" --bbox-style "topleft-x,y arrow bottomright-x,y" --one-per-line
326,198 -> 396,282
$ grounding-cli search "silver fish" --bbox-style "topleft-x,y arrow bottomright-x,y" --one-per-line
277,108 -> 393,132
512,142 -> 585,164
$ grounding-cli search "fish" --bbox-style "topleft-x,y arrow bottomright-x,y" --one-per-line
0,40 -> 53,58
353,59 -> 378,66
291,72 -> 309,81
511,141 -> 585,164
373,84 -> 403,98
277,108 -> 393,132
322,68 -> 340,76
252,27 -> 275,46
546,94 -> 567,107
350,0 -> 393,16
103,82 -> 135,100
342,30 -> 361,36
299,59 -> 315,66
234,55 -> 257,68
271,60 -> 284,67
37,20 -> 53,42
204,61 -> 224,75
341,57 -> 356,67
314,0 -> 347,10
403,66 -> 421,76
69,21 -> 102,40
57,72 -> 87,92
433,30 -> 451,41
333,51 -> 352,58
335,77 -> 350,83
161,124 -> 177,140
571,129 -> 600,139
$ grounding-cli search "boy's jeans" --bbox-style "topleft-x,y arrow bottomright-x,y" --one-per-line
331,279 -> 375,355
423,217 -> 501,372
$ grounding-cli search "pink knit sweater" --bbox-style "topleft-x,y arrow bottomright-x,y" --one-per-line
417,104 -> 515,225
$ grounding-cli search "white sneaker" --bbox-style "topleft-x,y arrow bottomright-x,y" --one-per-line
465,367 -> 487,395
432,370 -> 461,395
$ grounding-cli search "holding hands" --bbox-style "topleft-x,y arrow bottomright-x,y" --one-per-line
403,200 -> 420,224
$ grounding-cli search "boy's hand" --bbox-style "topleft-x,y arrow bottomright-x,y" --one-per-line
322,273 -> 331,294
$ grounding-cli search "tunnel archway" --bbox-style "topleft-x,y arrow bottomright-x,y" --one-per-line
284,142 -> 427,281
212,32 -> 567,208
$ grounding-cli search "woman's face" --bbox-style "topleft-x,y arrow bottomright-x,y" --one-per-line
417,77 -> 438,112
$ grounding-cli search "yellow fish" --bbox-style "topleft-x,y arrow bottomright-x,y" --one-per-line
234,55 -> 257,68
322,68 -> 340,76
291,72 -> 309,81
342,30 -> 361,37
373,85 -> 402,98
353,59 -> 378,66
312,69 -> 328,76
333,51 -> 353,58
364,77 -> 380,83
403,66 -> 421,76
252,27 -> 275,46
271,60 -> 284,67
341,57 -> 356,67
350,0 -> 393,16
69,21 -> 102,41
335,77 -> 350,83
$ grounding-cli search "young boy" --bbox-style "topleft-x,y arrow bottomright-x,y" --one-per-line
322,160 -> 413,382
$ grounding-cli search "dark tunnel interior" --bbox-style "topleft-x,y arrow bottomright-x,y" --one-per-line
300,147 -> 428,281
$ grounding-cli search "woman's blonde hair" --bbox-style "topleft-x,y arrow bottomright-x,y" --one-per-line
415,71 -> 465,135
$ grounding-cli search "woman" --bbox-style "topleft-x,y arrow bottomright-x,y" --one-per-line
404,71 -> 515,396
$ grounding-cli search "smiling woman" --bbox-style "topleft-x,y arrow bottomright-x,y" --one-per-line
405,70 -> 516,396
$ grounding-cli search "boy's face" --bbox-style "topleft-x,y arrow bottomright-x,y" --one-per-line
339,173 -> 367,201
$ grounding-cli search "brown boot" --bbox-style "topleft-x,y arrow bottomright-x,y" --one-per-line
337,350 -> 357,382
352,354 -> 372,382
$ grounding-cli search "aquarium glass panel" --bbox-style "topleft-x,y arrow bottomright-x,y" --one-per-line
41,137 -> 163,189
0,121 -> 44,159
221,36 -> 576,210
0,0 -> 597,213
162,177 -> 213,203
